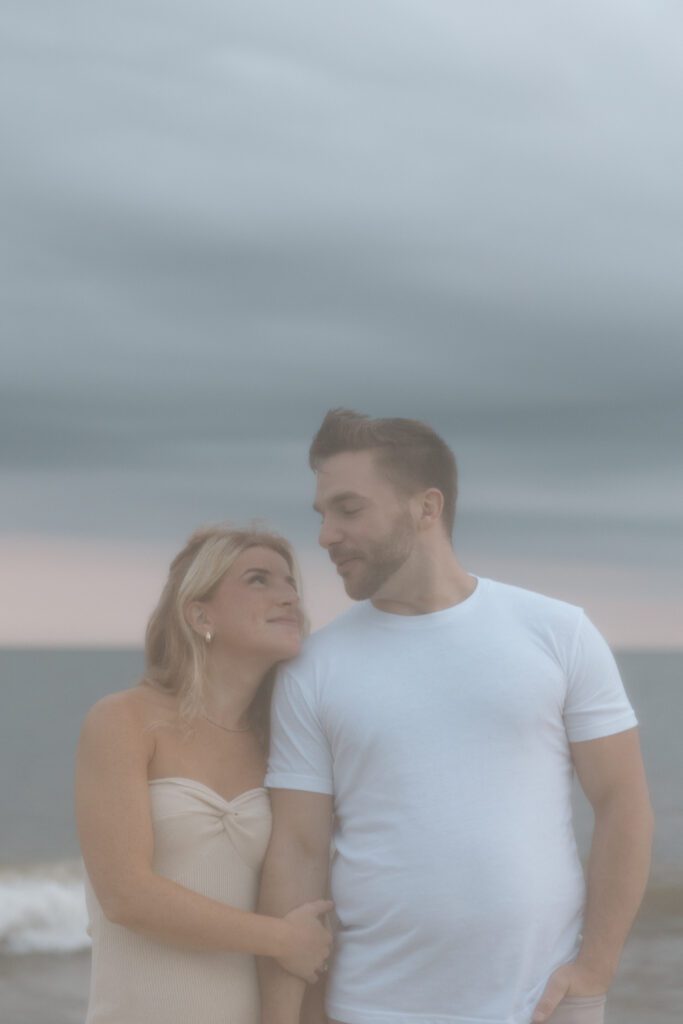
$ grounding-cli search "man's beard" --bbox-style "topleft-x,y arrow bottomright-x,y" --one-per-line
337,509 -> 416,601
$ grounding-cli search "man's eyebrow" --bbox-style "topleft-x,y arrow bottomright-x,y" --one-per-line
312,492 -> 366,513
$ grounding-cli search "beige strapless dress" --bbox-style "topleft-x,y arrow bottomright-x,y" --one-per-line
84,778 -> 272,1024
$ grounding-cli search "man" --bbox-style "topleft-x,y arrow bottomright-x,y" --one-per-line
258,409 -> 653,1024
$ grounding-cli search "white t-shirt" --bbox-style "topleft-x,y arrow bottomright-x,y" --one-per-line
265,577 -> 637,1024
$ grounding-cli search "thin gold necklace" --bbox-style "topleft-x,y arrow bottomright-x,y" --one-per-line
202,713 -> 252,734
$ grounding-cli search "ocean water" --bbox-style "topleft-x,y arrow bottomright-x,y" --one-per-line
1,651 -> 683,1024
1,648 -> 681,959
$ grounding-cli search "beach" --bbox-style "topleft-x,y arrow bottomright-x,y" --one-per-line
2,887 -> 683,1023
607,888 -> 683,1023
0,949 -> 90,1024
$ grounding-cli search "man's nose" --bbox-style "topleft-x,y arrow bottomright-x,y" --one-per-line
318,516 -> 343,550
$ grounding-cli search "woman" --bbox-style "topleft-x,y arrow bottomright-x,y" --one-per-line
76,525 -> 333,1024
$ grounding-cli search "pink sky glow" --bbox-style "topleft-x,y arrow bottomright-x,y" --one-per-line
1,535 -> 679,650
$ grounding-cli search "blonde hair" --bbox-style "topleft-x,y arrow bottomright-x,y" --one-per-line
141,524 -> 304,745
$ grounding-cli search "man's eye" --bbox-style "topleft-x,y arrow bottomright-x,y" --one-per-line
342,508 -> 362,517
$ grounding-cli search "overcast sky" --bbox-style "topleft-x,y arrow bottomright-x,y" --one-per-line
1,1 -> 681,646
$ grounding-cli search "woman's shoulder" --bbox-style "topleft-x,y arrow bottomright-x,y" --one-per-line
81,684 -> 179,747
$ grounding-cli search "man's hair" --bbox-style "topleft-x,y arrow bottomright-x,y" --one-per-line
309,408 -> 457,536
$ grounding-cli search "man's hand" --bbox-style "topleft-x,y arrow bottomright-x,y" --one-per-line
531,961 -> 609,1022
532,726 -> 652,1024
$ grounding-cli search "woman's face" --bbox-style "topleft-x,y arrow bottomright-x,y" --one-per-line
201,545 -> 303,663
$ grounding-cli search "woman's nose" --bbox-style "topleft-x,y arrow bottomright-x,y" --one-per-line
278,583 -> 299,605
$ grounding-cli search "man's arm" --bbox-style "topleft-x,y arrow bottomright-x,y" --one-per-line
258,790 -> 334,1024
532,727 -> 654,1023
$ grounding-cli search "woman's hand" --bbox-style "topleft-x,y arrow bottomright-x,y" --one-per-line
276,900 -> 334,983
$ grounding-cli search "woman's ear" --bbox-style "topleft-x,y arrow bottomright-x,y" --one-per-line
185,600 -> 210,637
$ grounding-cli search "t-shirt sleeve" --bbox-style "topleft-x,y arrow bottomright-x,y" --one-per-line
563,611 -> 638,742
264,666 -> 334,794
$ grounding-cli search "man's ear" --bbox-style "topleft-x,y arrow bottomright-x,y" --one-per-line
419,488 -> 444,529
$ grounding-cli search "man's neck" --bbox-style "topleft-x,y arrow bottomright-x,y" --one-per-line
370,545 -> 476,616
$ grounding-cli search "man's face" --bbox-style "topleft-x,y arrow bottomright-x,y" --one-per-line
313,450 -> 417,600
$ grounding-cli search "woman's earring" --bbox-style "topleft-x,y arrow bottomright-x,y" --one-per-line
205,631 -> 212,644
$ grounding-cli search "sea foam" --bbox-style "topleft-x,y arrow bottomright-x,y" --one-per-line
0,859 -> 91,954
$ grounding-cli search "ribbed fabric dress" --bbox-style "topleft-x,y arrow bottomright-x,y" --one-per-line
84,778 -> 272,1024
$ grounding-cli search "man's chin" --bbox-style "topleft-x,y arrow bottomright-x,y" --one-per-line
342,573 -> 378,602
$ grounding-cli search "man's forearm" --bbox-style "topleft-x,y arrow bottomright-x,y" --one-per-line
576,793 -> 654,985
258,841 -> 330,1024
301,975 -> 328,1024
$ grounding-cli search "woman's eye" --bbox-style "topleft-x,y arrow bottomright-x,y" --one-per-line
248,574 -> 267,585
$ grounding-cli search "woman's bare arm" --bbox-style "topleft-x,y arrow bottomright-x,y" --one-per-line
75,692 -> 330,977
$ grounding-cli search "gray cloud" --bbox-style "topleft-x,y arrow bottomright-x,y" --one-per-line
1,0 -> 682,599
